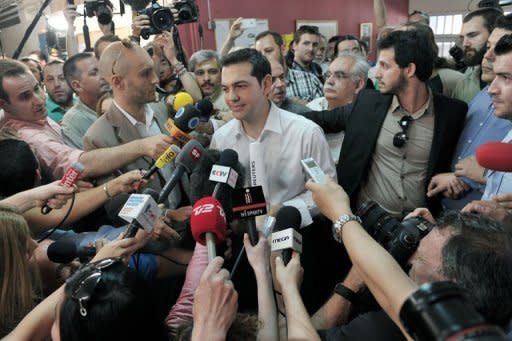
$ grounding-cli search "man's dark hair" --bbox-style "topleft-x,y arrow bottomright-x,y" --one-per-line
463,7 -> 504,34
333,34 -> 361,57
408,10 -> 430,25
328,35 -> 343,44
255,31 -> 284,48
63,52 -> 95,89
495,13 -> 512,31
377,30 -> 435,82
93,34 -> 121,59
494,33 -> 512,56
221,48 -> 271,84
293,25 -> 320,43
434,211 -> 512,327
0,138 -> 39,197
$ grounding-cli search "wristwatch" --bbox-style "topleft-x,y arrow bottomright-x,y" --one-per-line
334,283 -> 357,303
332,214 -> 362,243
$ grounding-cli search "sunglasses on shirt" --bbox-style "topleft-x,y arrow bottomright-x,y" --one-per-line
393,115 -> 413,148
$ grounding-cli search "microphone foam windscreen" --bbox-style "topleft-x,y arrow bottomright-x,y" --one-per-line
195,99 -> 214,117
475,142 -> 512,172
174,104 -> 200,133
47,241 -> 77,264
190,196 -> 227,245
218,149 -> 239,168
173,92 -> 194,112
176,139 -> 206,173
275,206 -> 302,232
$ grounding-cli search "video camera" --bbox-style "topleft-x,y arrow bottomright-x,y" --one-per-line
84,0 -> 114,25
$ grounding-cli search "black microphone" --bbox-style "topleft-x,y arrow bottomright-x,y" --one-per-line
271,206 -> 302,265
158,140 -> 206,204
47,240 -> 96,263
124,188 -> 161,238
210,149 -> 238,198
195,99 -> 214,121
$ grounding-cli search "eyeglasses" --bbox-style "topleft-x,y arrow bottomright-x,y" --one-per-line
324,70 -> 351,81
393,115 -> 413,148
67,257 -> 122,317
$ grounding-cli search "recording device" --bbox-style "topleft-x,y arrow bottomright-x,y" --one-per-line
119,192 -> 162,238
232,186 -> 267,245
195,99 -> 214,122
143,144 -> 181,180
158,139 -> 205,204
190,196 -> 227,261
476,141 -> 512,172
173,91 -> 194,112
41,161 -> 85,214
301,157 -> 326,184
400,281 -> 505,341
47,240 -> 96,263
84,0 -> 114,25
271,206 -> 302,265
209,149 -> 239,198
165,103 -> 209,144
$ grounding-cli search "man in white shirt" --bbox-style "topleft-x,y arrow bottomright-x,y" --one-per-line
211,48 -> 335,226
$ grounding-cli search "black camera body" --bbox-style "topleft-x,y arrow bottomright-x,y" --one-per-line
139,0 -> 198,40
84,0 -> 113,25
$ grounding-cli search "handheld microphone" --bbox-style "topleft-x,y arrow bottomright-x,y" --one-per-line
271,206 -> 303,265
173,91 -> 194,111
47,240 -> 96,263
165,105 -> 201,144
119,191 -> 162,238
41,161 -> 85,214
232,186 -> 267,246
210,149 -> 239,198
195,99 -> 214,121
143,144 -> 181,180
475,141 -> 512,172
158,140 -> 206,204
190,196 -> 227,262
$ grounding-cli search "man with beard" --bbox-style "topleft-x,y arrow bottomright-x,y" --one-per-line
303,30 -> 467,217
43,60 -> 74,124
453,7 -> 503,103
289,25 -> 324,83
61,53 -> 111,149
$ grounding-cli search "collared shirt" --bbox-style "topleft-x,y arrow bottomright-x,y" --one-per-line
443,87 -> 512,210
307,96 -> 345,164
46,96 -> 67,124
210,102 -> 336,226
61,99 -> 98,149
0,114 -> 83,181
452,66 -> 483,104
482,129 -> 512,200
358,90 -> 435,217
287,69 -> 324,102
290,60 -> 324,82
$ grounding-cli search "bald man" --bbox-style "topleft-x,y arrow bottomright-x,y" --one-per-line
83,39 -> 185,219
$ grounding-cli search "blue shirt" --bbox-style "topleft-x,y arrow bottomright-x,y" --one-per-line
482,129 -> 512,200
442,86 -> 512,210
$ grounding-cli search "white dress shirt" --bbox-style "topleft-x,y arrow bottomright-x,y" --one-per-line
211,102 -> 336,226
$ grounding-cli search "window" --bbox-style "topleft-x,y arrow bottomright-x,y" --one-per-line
430,14 -> 463,58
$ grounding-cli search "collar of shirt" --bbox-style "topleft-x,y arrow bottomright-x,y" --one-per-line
389,87 -> 433,120
74,98 -> 97,116
2,111 -> 49,127
113,100 -> 155,130
234,101 -> 282,141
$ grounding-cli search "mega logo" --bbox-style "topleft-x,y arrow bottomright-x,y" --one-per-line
190,147 -> 202,160
272,236 -> 290,243
192,203 -> 226,218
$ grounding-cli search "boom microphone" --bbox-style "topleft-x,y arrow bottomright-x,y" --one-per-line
158,140 -> 206,204
271,206 -> 303,265
47,240 -> 96,263
190,196 -> 227,262
41,161 -> 85,214
475,141 -> 512,172
143,144 -> 181,180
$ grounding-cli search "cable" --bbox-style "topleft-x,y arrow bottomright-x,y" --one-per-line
229,245 -> 245,279
37,192 -> 76,243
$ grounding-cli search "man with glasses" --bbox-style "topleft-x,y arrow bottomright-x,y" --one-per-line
303,30 -> 467,217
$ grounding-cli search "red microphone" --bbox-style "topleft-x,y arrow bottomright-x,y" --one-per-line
41,161 -> 84,214
475,142 -> 512,172
190,196 -> 227,262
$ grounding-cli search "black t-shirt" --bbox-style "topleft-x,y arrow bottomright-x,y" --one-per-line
317,310 -> 406,341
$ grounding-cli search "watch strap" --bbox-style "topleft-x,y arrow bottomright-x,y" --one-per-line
334,282 -> 357,303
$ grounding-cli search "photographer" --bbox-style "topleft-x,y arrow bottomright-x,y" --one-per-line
304,177 -> 512,340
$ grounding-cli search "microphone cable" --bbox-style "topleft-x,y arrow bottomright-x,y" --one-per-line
37,192 -> 76,243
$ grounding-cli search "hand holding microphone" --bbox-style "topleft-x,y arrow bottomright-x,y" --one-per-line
41,162 -> 84,214
191,196 -> 227,262
142,144 -> 181,181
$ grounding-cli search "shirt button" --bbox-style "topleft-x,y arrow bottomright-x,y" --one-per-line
403,155 -> 407,160
468,139 -> 472,143
400,175 -> 405,179
479,123 -> 483,126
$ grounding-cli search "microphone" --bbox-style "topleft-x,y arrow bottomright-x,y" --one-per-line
47,240 -> 96,263
190,196 -> 227,262
165,100 -> 215,144
119,191 -> 162,238
143,144 -> 181,180
158,140 -> 206,204
41,161 -> 85,214
195,99 -> 214,122
475,142 -> 512,172
271,206 -> 303,265
232,186 -> 267,246
210,149 -> 239,198
173,91 -> 194,111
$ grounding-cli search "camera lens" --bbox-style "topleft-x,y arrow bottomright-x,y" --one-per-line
152,7 -> 173,30
96,4 -> 112,25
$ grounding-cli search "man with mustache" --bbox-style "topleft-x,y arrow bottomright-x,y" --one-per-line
61,52 -> 111,149
427,15 -> 512,210
43,60 -> 74,124
453,7 -> 503,103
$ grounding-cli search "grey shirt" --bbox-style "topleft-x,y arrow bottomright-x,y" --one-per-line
61,99 -> 98,149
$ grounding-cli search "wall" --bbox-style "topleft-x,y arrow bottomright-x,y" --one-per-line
409,0 -> 512,14
178,0 -> 409,61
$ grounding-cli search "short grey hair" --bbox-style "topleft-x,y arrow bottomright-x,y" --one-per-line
188,50 -> 221,72
336,52 -> 370,83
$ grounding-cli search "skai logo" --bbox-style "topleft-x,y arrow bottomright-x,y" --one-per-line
190,147 -> 202,160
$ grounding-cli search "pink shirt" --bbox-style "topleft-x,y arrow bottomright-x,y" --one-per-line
0,114 -> 84,181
